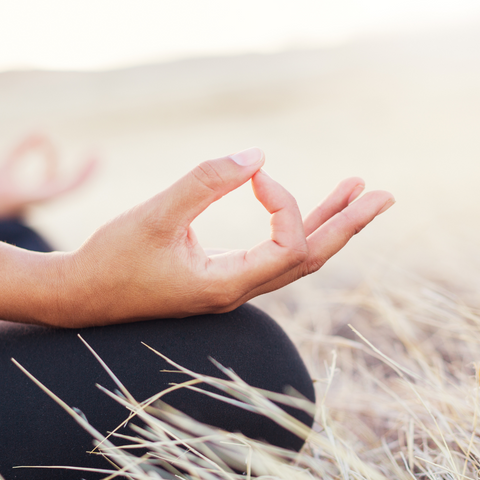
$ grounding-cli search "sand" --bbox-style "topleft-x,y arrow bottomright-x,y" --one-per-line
1,23 -> 479,305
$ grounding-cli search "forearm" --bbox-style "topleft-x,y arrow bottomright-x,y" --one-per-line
0,242 -> 66,326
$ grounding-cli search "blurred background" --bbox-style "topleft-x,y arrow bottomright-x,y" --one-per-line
1,0 -> 480,301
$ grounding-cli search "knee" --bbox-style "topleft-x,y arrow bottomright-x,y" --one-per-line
155,303 -> 316,451
104,303 -> 316,451
220,303 -> 316,404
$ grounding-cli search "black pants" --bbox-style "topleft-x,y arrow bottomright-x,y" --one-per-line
0,219 -> 315,480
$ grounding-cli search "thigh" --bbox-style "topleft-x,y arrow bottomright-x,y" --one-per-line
0,304 -> 314,480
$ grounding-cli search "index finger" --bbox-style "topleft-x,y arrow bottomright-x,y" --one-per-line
215,170 -> 308,290
229,188 -> 395,307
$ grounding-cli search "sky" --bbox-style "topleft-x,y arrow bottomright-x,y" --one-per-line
0,0 -> 479,71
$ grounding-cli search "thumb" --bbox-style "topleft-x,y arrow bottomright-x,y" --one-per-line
157,147 -> 265,228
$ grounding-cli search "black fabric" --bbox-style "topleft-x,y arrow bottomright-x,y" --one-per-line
0,219 -> 315,480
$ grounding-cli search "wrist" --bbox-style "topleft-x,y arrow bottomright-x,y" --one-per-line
39,251 -> 80,327
43,249 -> 102,328
23,250 -> 75,327
51,247 -> 126,328
0,244 -> 66,326
0,244 -> 98,328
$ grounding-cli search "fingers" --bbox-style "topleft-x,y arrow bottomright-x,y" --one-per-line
48,155 -> 98,196
0,133 -> 58,178
0,134 -> 99,217
229,188 -> 394,307
207,175 -> 393,307
226,169 -> 308,288
303,177 -> 365,236
302,190 -> 395,276
150,147 -> 265,229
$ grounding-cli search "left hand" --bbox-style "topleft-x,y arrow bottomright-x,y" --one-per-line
0,133 -> 97,218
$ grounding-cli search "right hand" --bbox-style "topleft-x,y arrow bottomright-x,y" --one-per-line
50,148 -> 393,328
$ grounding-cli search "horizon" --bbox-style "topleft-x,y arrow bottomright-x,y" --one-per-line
1,0 -> 479,73
0,19 -> 478,76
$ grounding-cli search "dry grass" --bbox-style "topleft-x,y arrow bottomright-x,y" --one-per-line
13,266 -> 480,479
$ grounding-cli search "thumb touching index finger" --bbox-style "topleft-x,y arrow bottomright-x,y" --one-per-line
152,147 -> 265,229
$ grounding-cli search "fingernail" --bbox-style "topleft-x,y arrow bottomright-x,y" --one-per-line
259,168 -> 271,177
348,184 -> 365,204
230,147 -> 264,166
378,198 -> 396,214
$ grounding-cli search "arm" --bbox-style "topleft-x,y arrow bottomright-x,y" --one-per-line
0,148 -> 394,328
0,242 -> 66,325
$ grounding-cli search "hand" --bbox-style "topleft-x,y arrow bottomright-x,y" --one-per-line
52,148 -> 394,328
0,133 -> 97,218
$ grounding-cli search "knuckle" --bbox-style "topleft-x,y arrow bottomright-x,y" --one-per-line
191,161 -> 226,194
201,280 -> 239,310
338,210 -> 364,239
210,289 -> 236,310
273,190 -> 299,214
285,193 -> 300,211
293,243 -> 309,263
303,257 -> 327,277
284,241 -> 308,267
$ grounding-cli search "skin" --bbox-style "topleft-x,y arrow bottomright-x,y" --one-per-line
0,142 -> 394,328
0,134 -> 97,219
